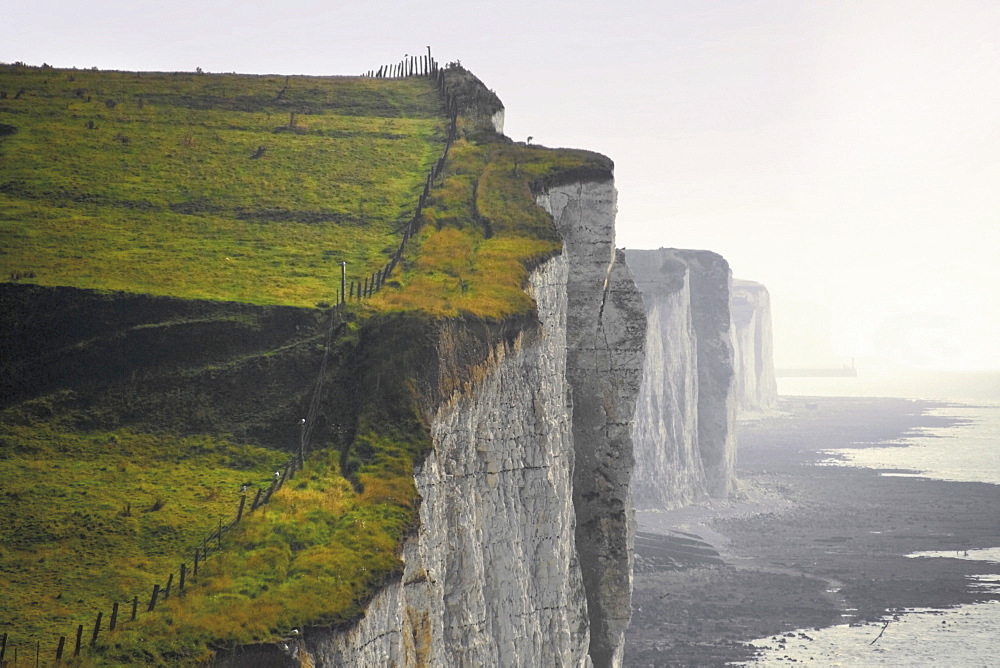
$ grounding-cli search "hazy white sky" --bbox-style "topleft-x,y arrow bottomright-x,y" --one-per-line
6,0 -> 1000,370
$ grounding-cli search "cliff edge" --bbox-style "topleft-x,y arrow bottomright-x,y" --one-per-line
302,179 -> 644,667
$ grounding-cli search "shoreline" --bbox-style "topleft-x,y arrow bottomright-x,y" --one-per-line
625,396 -> 1000,666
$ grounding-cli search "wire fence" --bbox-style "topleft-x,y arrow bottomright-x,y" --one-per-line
0,50 -> 461,666
0,447 -> 316,665
350,50 -> 460,302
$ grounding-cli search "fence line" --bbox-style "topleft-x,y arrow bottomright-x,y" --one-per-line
352,50 -> 460,304
3,51 -> 463,664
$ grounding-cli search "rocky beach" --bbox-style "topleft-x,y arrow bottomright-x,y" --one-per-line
625,396 -> 1000,666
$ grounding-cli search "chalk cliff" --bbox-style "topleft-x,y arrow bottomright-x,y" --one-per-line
730,279 -> 777,413
625,248 -> 737,510
539,182 -> 646,667
303,180 -> 644,667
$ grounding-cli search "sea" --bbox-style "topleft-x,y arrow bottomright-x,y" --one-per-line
743,370 -> 1000,666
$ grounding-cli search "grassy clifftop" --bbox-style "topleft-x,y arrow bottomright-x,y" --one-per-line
0,65 -> 445,306
1,60 -> 613,664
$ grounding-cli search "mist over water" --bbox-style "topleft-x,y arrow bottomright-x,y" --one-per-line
777,370 -> 1000,406
780,371 -> 1000,486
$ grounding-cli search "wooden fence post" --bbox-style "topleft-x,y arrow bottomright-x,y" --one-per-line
90,611 -> 103,646
148,584 -> 160,612
74,624 -> 83,656
252,487 -> 263,510
56,636 -> 66,660
180,562 -> 187,590
131,595 -> 139,621
110,601 -> 119,630
164,573 -> 174,600
0,632 -> 6,662
236,494 -> 246,523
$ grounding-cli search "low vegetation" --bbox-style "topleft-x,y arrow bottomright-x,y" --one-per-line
372,138 -> 612,318
0,64 -> 445,306
0,419 -> 287,656
89,440 -> 420,665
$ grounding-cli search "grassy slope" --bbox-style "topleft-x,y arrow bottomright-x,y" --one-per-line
97,445 -> 420,665
0,65 -> 445,306
0,421 -> 287,655
0,62 -> 614,665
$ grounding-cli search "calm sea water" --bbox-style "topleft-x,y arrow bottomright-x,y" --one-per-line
745,371 -> 1000,666
780,370 -> 1000,485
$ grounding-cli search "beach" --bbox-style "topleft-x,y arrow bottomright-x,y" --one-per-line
625,396 -> 1000,666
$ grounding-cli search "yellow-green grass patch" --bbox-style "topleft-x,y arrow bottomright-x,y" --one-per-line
369,139 -> 612,319
87,442 -> 416,666
0,422 -> 287,654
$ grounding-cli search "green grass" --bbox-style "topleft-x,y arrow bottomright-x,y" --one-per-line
0,421 -> 288,656
0,65 -> 446,306
84,439 -> 420,666
371,138 -> 613,318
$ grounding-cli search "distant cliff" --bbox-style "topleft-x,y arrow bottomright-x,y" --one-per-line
625,248 -> 737,510
730,279 -> 777,413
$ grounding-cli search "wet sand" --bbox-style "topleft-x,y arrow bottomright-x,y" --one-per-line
625,396 -> 1000,666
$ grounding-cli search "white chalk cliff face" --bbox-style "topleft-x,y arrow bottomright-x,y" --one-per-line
625,248 -> 737,510
303,180 -> 644,667
730,279 -> 777,413
538,183 -> 646,668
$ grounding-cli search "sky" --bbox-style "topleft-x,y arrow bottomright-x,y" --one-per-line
6,0 -> 1000,371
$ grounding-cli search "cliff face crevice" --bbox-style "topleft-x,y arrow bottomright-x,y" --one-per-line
306,180 -> 644,667
626,248 -> 737,510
